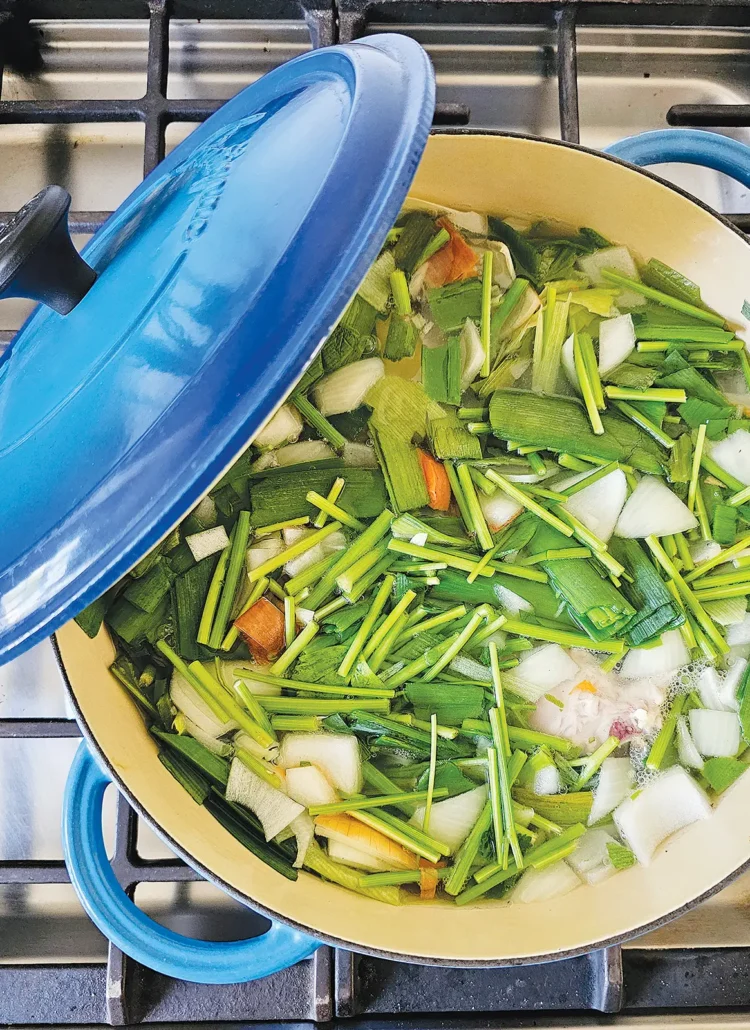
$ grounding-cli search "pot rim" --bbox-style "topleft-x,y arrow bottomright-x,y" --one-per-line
56,126 -> 750,967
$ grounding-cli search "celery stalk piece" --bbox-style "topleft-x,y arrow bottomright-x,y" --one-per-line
487,746 -> 506,866
270,715 -> 321,732
291,392 -> 347,453
481,251 -> 493,377
601,268 -> 726,325
574,332 -> 604,435
456,462 -> 494,550
258,697 -> 391,715
674,532 -> 694,571
336,542 -> 390,595
700,453 -> 746,493
693,480 -> 712,542
208,512 -> 252,649
254,517 -> 311,537
578,332 -> 605,411
248,520 -> 342,583
396,604 -> 468,644
444,801 -> 493,896
338,574 -> 394,678
684,532 -> 750,582
221,576 -> 268,651
387,538 -> 494,577
687,423 -> 706,512
234,666 -> 394,697
309,787 -> 448,817
467,541 -> 502,584
235,746 -> 280,787
363,590 -> 417,660
489,708 -> 523,868
639,339 -> 743,352
469,465 -> 497,496
421,611 -> 484,682
347,809 -> 443,863
232,678 -> 277,740
374,809 -> 452,857
270,619 -> 319,677
358,869 -> 449,887
728,484 -> 750,508
574,735 -> 619,788
646,693 -> 685,771
197,544 -> 230,646
445,460 -> 475,535
304,509 -> 394,610
501,617 -> 625,654
423,714 -> 439,836
304,842 -> 401,905
284,594 -> 296,649
645,535 -> 728,655
157,641 -> 230,724
343,555 -> 396,604
605,386 -> 687,403
382,631 -> 466,688
417,227 -> 451,267
693,583 -> 750,601
611,399 -> 675,450
306,490 -> 365,531
189,661 -> 276,749
484,469 -> 574,537
285,552 -> 339,597
560,461 -> 618,496
489,644 -> 511,757
369,612 -> 411,674
314,478 -> 344,529
470,614 -> 508,650
362,761 -> 419,816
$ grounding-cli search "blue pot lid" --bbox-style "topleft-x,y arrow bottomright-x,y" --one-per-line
0,34 -> 434,664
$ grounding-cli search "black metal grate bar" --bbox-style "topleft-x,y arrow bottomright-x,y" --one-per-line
0,718 -> 82,738
556,4 -> 580,143
669,104 -> 750,127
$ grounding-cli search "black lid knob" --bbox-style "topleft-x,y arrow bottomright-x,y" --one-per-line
0,185 -> 97,315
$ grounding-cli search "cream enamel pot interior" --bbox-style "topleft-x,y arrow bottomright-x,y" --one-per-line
57,130 -> 750,970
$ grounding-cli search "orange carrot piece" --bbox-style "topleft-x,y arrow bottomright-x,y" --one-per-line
234,596 -> 285,661
438,217 -> 479,283
424,242 -> 454,289
574,680 -> 597,694
315,813 -> 419,870
419,450 -> 451,511
418,858 -> 442,900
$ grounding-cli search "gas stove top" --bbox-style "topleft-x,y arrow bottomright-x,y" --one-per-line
2,1 -> 750,1025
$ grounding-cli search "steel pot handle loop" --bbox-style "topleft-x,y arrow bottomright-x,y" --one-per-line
605,129 -> 750,188
62,743 -> 320,984
0,185 -> 97,314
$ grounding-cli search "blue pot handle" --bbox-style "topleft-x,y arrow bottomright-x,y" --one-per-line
62,743 -> 320,983
605,129 -> 750,188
